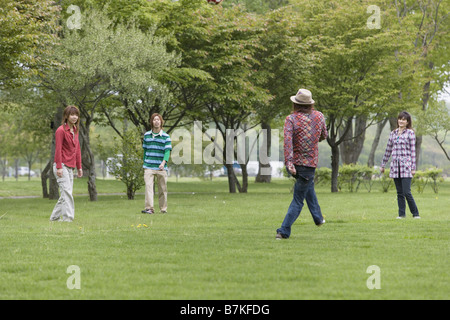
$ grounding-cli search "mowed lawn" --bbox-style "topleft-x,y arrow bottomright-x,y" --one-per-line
0,177 -> 448,300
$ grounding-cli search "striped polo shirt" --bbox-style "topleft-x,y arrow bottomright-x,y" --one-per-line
142,130 -> 172,171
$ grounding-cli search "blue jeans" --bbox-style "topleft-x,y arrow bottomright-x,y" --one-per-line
277,166 -> 324,238
393,178 -> 419,217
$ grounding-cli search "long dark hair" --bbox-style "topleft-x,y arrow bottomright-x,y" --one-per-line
293,102 -> 313,114
397,111 -> 413,130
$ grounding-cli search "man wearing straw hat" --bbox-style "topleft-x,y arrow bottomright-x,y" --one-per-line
276,89 -> 328,239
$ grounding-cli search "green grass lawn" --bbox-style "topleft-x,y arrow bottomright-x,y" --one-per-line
0,177 -> 449,299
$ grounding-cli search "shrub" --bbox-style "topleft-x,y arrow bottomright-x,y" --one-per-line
337,164 -> 376,192
315,167 -> 331,186
379,169 -> 393,193
107,129 -> 145,200
412,168 -> 443,194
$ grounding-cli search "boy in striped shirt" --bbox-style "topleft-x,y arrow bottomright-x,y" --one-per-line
142,113 -> 172,214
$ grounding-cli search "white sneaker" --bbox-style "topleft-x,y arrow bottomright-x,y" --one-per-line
317,220 -> 326,227
413,216 -> 421,219
396,216 -> 405,219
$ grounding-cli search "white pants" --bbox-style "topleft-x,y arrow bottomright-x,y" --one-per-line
50,163 -> 75,222
144,169 -> 168,212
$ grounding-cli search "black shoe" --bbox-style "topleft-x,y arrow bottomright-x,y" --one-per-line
141,208 -> 154,214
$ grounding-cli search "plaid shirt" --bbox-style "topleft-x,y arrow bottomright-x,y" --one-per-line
381,128 -> 416,178
284,109 -> 328,168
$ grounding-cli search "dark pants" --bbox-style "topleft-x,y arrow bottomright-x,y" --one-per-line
393,178 -> 419,217
277,166 -> 324,238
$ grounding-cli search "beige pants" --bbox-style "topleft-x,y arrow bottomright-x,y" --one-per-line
50,163 -> 75,222
144,169 -> 168,212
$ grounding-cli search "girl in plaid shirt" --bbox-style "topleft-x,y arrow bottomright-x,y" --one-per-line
380,111 -> 420,219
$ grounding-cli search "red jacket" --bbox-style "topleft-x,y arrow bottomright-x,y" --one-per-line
54,124 -> 82,169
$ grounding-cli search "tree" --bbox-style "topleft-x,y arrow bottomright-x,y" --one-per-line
289,0 -> 421,192
196,4 -> 272,192
146,1 -> 273,192
10,96 -> 52,181
0,103 -> 17,180
0,86 -> 54,181
252,6 -> 312,183
223,0 -> 290,14
0,0 -> 60,87
104,0 -> 210,135
107,128 -> 145,200
393,0 -> 450,166
416,99 -> 450,161
39,8 -> 178,200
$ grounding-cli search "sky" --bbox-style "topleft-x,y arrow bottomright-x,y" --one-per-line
439,88 -> 450,102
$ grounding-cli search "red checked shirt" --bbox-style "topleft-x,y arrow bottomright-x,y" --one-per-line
381,128 -> 416,178
54,124 -> 82,169
284,109 -> 328,168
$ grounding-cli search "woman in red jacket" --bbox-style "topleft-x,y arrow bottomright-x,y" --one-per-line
50,105 -> 83,222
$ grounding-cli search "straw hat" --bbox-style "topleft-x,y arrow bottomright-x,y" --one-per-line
290,88 -> 315,105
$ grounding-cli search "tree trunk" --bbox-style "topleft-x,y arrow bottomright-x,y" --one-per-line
415,134 -> 423,168
367,119 -> 388,167
225,163 -> 237,193
46,107 -> 63,200
41,160 -> 51,198
48,137 -> 59,200
79,123 -> 97,201
127,184 -> 135,200
331,143 -> 340,193
327,114 -> 351,192
239,164 -> 248,193
256,162 -> 271,183
416,77 -> 432,168
47,133 -> 60,200
340,115 -> 367,164
224,163 -> 248,193
388,116 -> 397,131
1,158 -> 6,181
